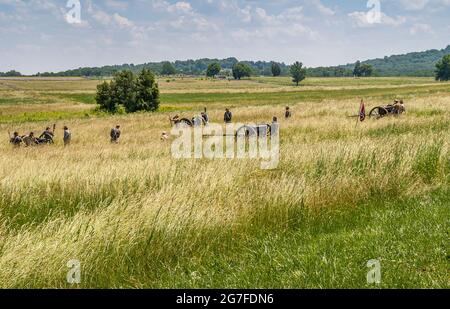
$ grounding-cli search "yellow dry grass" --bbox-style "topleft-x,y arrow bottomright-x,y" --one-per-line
0,90 -> 448,287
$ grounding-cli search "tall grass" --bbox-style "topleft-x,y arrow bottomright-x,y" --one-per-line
0,82 -> 448,288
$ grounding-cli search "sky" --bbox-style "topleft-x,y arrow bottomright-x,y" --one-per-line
1,0 -> 449,74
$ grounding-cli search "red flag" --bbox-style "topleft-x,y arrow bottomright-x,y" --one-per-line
359,101 -> 366,122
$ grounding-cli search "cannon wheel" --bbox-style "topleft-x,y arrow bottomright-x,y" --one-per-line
236,125 -> 271,137
179,118 -> 193,127
236,125 -> 257,137
369,107 -> 389,119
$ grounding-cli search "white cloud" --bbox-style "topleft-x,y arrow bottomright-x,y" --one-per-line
152,0 -> 194,15
105,0 -> 128,10
229,5 -> 317,42
348,11 -> 406,28
91,10 -> 112,25
112,13 -> 134,28
167,1 -> 193,14
310,0 -> 335,16
409,23 -> 434,35
399,0 -> 430,10
396,0 -> 450,10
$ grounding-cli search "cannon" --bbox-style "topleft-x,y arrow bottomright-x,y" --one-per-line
369,104 -> 405,119
235,124 -> 272,137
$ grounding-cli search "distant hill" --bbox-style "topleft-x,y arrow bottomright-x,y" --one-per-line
308,45 -> 450,77
30,45 -> 450,77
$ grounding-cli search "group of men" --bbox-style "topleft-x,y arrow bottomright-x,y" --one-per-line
10,106 -> 293,147
9,124 -> 123,147
9,125 -> 72,148
170,106 -> 292,127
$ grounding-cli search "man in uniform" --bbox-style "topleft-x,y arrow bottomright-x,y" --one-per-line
201,107 -> 209,125
285,106 -> 292,119
23,132 -> 37,147
201,112 -> 209,125
399,100 -> 406,114
224,108 -> 232,123
39,125 -> 55,144
110,125 -> 121,143
63,126 -> 72,146
9,132 -> 22,147
271,117 -> 279,136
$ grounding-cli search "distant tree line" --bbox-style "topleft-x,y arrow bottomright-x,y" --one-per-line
35,58 -> 290,78
335,45 -> 450,77
9,45 -> 450,78
0,70 -> 22,77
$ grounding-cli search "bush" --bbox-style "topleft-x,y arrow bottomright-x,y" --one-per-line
435,54 -> 450,81
206,63 -> 221,77
232,62 -> 252,80
95,69 -> 159,113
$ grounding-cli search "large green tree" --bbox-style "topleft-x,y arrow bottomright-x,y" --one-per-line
96,69 -> 160,113
360,64 -> 374,77
232,62 -> 252,80
353,61 -> 374,77
133,69 -> 160,112
111,70 -> 136,112
435,54 -> 450,81
161,62 -> 176,75
271,62 -> 281,77
96,81 -> 116,112
290,62 -> 306,86
206,62 -> 221,77
353,61 -> 362,77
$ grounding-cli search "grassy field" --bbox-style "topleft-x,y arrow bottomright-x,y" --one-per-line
0,77 -> 448,288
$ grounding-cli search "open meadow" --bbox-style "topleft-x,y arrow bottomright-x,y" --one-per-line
0,76 -> 449,288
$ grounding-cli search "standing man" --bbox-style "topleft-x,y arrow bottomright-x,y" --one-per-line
9,132 -> 22,147
110,125 -> 121,143
63,126 -> 72,147
271,117 -> 279,136
285,106 -> 292,119
224,108 -> 233,124
399,100 -> 406,114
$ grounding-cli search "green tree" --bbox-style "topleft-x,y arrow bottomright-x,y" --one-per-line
0,70 -> 22,77
134,69 -> 160,112
435,54 -> 450,81
290,61 -> 306,86
161,62 -> 176,75
111,70 -> 136,112
353,60 -> 362,77
232,62 -> 252,80
206,62 -> 221,77
95,69 -> 160,113
271,62 -> 281,77
360,64 -> 374,77
96,81 -> 116,113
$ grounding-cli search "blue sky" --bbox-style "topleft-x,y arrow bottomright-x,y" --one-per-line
1,0 -> 449,74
